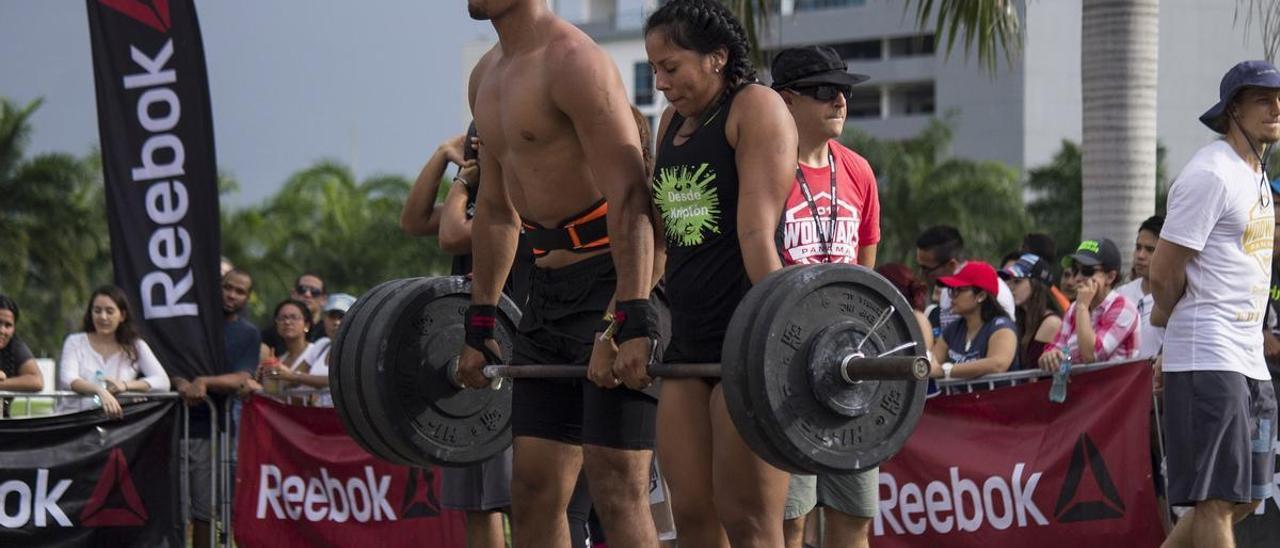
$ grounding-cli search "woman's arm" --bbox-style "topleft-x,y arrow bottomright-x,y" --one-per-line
949,328 -> 1018,378
131,340 -> 170,392
401,135 -> 469,236
731,87 -> 797,283
0,359 -> 43,391
437,178 -> 474,255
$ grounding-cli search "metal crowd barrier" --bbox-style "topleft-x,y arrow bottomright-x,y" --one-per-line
0,390 -> 221,548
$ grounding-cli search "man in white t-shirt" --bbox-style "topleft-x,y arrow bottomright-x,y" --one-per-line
1113,215 -> 1165,358
1150,60 -> 1279,547
915,225 -> 1017,334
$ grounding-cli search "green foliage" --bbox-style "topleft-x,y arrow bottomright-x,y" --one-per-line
1026,140 -> 1168,255
904,0 -> 1022,74
221,160 -> 453,323
719,0 -> 776,67
842,116 -> 1029,265
1,95 -> 453,354
0,98 -> 112,356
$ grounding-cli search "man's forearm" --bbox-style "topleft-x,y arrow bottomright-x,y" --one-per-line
203,372 -> 253,393
470,207 -> 520,305
607,187 -> 657,301
1150,269 -> 1186,317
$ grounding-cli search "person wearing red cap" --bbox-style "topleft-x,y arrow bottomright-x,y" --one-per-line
928,261 -> 1019,380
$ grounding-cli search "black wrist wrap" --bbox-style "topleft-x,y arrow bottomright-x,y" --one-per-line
613,299 -> 658,344
464,305 -> 502,364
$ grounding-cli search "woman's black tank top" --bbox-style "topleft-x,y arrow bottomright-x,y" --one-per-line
652,88 -> 753,360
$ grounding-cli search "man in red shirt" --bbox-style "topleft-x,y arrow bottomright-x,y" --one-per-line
771,46 -> 881,268
771,45 -> 881,548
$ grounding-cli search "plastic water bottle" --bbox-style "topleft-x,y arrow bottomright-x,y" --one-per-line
92,370 -> 105,408
1049,356 -> 1072,403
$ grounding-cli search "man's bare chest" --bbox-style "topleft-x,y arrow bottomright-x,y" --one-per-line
474,62 -> 573,159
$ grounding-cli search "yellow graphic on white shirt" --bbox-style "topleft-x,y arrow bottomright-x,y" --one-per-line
1243,200 -> 1275,273
1238,200 -> 1275,322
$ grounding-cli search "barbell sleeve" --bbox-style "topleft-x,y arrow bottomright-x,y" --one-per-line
840,355 -> 931,383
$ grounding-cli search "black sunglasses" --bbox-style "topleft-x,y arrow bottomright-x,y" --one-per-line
789,84 -> 852,102
295,285 -> 324,297
1067,265 -> 1100,278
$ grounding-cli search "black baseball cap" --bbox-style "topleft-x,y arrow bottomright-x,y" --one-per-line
770,46 -> 870,90
1062,238 -> 1122,272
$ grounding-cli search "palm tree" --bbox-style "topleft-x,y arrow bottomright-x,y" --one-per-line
221,160 -> 453,320
842,118 -> 1030,264
0,98 -> 111,355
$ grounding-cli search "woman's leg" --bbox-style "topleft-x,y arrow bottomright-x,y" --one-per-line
656,379 -> 728,548
709,384 -> 790,548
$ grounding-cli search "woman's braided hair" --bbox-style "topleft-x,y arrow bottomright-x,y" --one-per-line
644,0 -> 757,99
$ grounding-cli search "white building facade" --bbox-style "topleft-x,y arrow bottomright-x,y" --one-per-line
463,0 -> 1266,178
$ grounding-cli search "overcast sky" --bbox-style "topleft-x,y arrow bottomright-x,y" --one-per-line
0,1 -> 493,208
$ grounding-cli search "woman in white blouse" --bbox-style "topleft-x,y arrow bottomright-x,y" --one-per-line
58,286 -> 170,417
258,299 -> 316,402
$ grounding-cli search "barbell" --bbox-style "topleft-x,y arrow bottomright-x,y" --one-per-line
329,264 -> 929,475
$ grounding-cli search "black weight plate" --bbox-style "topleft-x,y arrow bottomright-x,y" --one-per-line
359,276 -> 521,467
741,264 -> 927,474
720,266 -> 801,469
331,278 -> 419,465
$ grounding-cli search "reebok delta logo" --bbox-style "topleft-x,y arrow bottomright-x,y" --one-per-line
98,0 -> 171,33
80,448 -> 149,527
1054,434 -> 1125,522
399,468 -> 441,519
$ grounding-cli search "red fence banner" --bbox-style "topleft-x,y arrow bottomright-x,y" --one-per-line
873,362 -> 1164,547
233,397 -> 464,548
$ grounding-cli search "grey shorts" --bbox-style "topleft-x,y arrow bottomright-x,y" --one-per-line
783,467 -> 880,520
1163,371 -> 1277,506
182,438 -> 214,521
440,447 -> 512,512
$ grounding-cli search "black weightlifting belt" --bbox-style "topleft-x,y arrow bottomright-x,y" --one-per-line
521,198 -> 610,258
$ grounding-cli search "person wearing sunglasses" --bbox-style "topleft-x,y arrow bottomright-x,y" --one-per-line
769,46 -> 880,270
768,45 -> 881,548
1147,61 -> 1280,546
1038,238 -> 1139,372
260,273 -> 328,355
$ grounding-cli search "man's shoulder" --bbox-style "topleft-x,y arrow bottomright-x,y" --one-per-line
832,141 -> 871,169
1115,278 -> 1143,299
228,317 -> 262,342
1174,142 -> 1235,188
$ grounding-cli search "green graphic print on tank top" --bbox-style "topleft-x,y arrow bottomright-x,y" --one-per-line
653,162 -> 721,247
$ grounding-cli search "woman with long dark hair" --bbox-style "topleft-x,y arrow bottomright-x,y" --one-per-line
257,299 -> 317,401
999,253 -> 1063,369
0,294 -> 44,417
58,285 -> 169,417
929,262 -> 1019,379
644,1 -> 798,545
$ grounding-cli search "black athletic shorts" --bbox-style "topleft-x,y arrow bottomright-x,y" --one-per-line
511,253 -> 658,450
1163,370 -> 1277,506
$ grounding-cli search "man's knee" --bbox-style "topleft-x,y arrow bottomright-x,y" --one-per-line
582,446 -> 650,504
